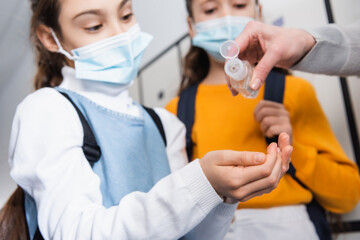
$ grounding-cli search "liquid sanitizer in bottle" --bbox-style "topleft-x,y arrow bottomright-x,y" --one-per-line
220,40 -> 259,98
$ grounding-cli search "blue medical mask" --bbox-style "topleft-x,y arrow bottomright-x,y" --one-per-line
51,24 -> 153,85
192,16 -> 254,62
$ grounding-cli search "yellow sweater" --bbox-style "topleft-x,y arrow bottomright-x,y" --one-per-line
166,76 -> 360,213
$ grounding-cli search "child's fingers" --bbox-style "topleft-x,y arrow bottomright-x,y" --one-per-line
278,132 -> 290,149
231,143 -> 278,185
230,149 -> 283,201
281,145 -> 293,173
278,133 -> 293,172
218,150 -> 266,167
254,108 -> 283,123
254,100 -> 285,116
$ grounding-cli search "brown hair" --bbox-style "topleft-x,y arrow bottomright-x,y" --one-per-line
0,188 -> 29,240
179,0 -> 210,94
179,45 -> 210,94
30,0 -> 64,90
0,1 -> 63,239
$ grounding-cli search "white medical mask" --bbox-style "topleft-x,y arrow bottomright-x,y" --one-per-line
192,16 -> 254,62
51,24 -> 153,85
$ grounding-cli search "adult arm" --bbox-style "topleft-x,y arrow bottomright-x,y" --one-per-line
233,20 -> 360,91
293,20 -> 360,76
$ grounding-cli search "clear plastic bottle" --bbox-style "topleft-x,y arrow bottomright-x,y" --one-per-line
220,40 -> 259,98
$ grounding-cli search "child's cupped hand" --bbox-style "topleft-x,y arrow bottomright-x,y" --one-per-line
199,133 -> 293,204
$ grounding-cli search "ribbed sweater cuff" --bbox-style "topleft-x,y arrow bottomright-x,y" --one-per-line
212,202 -> 238,217
179,159 -> 223,215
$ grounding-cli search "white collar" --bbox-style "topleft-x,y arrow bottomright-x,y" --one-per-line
59,66 -> 141,117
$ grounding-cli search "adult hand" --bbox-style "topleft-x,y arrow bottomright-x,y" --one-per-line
199,133 -> 292,204
254,100 -> 293,144
234,21 -> 315,91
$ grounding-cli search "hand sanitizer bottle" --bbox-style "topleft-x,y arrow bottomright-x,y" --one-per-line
220,40 -> 259,98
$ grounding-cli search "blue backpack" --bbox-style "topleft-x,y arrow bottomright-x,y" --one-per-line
177,70 -> 331,240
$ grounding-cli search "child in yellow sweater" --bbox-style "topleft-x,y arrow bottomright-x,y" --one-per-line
166,0 -> 360,239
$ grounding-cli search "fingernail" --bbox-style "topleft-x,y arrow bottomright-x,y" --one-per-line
255,153 -> 265,164
251,78 -> 261,90
277,147 -> 281,153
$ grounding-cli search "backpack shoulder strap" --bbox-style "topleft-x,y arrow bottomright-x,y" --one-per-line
263,70 -> 286,103
177,83 -> 200,162
263,71 -> 298,177
58,91 -> 101,167
33,92 -> 102,240
263,71 -> 300,177
143,106 -> 167,147
263,71 -> 331,240
263,70 -> 286,145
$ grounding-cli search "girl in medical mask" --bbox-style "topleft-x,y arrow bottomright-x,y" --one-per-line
166,0 -> 360,239
1,0 -> 295,239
